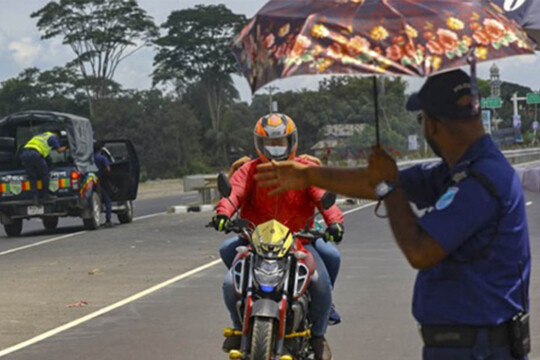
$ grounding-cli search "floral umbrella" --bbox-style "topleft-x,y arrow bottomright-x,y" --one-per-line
491,0 -> 540,45
232,0 -> 535,144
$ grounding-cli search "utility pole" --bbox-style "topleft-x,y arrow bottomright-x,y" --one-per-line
267,85 -> 279,113
511,92 -> 527,117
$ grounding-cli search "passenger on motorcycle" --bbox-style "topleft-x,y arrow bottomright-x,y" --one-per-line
212,113 -> 344,360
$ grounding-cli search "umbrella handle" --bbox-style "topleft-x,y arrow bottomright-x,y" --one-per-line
373,76 -> 381,147
467,48 -> 481,116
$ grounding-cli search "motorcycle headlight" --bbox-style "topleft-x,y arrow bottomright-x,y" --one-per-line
253,259 -> 287,290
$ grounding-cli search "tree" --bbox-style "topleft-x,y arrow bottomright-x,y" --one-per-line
153,5 -> 246,93
31,0 -> 158,117
153,5 -> 246,164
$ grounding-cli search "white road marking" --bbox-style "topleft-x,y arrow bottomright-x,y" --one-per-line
0,259 -> 223,358
0,202 -> 375,356
0,231 -> 87,257
0,212 -> 165,257
526,201 -> 533,207
133,212 -> 165,221
342,202 -> 377,216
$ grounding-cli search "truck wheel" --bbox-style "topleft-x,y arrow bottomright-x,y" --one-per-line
4,219 -> 23,237
117,201 -> 133,224
42,217 -> 59,231
83,192 -> 101,230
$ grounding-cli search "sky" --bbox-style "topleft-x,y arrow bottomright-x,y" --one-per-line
0,0 -> 539,103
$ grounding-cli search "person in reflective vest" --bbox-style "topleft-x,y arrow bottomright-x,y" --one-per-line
19,130 -> 68,202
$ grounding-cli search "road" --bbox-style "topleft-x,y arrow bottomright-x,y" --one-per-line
0,192 -> 538,359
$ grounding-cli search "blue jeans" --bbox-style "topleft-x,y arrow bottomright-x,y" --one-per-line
222,243 -> 332,337
19,149 -> 49,197
220,236 -> 341,287
423,329 -> 527,360
99,185 -> 112,222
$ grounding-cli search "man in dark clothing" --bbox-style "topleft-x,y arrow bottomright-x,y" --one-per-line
256,70 -> 531,360
19,130 -> 68,202
93,141 -> 113,228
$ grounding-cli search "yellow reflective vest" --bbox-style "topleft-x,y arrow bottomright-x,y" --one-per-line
24,132 -> 56,157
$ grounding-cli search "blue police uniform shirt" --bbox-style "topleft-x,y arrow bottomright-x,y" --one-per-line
47,136 -> 61,150
400,135 -> 530,326
94,152 -> 110,178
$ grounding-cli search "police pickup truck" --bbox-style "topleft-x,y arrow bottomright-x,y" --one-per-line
0,111 -> 139,236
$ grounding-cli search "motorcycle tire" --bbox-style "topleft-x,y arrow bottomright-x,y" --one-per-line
250,317 -> 275,360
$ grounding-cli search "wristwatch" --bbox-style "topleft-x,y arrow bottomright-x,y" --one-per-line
375,181 -> 399,200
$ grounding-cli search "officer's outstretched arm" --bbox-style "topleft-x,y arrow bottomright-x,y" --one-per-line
383,187 -> 447,270
256,161 -> 377,200
57,146 -> 69,153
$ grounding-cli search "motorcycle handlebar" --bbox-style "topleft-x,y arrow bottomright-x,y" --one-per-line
208,218 -> 326,241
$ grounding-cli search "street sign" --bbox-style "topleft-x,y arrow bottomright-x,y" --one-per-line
486,97 -> 502,109
408,135 -> 418,151
482,110 -> 492,134
527,92 -> 540,104
513,114 -> 522,129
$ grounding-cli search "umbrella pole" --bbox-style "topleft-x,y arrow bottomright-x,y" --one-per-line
372,76 -> 381,146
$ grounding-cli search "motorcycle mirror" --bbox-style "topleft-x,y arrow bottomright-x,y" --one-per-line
321,192 -> 336,210
217,172 -> 232,198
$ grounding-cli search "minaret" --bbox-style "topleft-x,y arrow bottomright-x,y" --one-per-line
489,63 -> 503,131
489,63 -> 501,97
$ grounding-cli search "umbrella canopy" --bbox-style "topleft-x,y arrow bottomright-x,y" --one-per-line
232,0 -> 535,93
491,0 -> 540,45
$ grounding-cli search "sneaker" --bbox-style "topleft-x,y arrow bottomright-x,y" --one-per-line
310,336 -> 332,360
222,335 -> 241,353
328,304 -> 342,326
103,221 -> 113,228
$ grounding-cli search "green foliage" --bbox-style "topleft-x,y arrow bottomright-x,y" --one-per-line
93,89 -> 204,179
0,67 -> 88,117
153,5 -> 247,165
153,4 -> 246,91
31,0 -> 158,114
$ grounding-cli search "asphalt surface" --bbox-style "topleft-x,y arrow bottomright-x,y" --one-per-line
0,193 -> 539,359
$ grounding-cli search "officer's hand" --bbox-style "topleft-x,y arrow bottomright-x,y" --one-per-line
255,160 -> 311,196
367,147 -> 399,186
212,214 -> 231,232
325,223 -> 344,244
298,154 -> 322,166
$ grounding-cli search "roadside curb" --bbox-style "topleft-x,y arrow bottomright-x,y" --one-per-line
167,205 -> 215,214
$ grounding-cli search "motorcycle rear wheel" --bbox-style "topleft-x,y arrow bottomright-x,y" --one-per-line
250,317 -> 275,360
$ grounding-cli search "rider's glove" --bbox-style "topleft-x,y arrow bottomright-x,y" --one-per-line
325,223 -> 344,244
212,214 -> 230,232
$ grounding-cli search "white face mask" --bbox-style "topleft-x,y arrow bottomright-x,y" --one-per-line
265,146 -> 287,157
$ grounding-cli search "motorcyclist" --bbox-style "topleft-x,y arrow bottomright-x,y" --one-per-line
225,153 -> 344,325
212,113 -> 344,360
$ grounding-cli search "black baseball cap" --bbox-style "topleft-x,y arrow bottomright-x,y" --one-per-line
406,69 -> 479,119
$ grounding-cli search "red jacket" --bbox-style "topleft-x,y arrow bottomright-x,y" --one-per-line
216,158 -> 344,236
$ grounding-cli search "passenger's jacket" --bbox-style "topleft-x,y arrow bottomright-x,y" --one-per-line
216,157 -> 344,241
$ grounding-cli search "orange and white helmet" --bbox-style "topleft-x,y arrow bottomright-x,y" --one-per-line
254,113 -> 298,162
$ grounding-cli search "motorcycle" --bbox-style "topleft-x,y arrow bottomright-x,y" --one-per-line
213,173 -> 336,360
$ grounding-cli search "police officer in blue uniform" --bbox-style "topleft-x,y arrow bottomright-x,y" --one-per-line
93,141 -> 113,228
255,70 -> 531,359
19,130 -> 68,202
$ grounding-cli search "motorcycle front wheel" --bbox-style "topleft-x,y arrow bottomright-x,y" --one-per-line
250,317 -> 275,360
